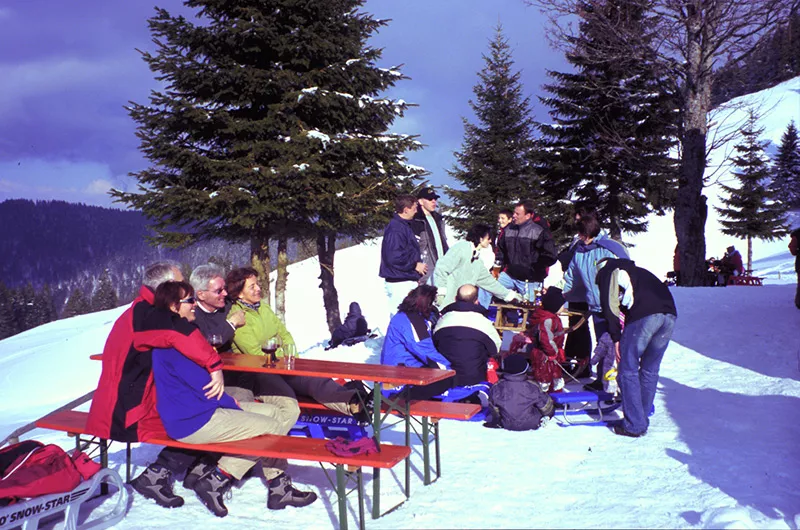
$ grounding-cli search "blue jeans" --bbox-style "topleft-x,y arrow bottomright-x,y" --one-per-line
497,272 -> 540,301
477,288 -> 493,309
618,313 -> 676,434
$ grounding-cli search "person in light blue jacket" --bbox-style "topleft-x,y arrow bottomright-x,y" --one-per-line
380,285 -> 454,399
562,212 -> 629,342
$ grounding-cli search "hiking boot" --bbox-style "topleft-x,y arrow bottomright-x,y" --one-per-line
130,463 -> 184,508
183,459 -> 216,490
267,473 -> 317,510
193,467 -> 233,517
583,378 -> 605,392
612,423 -> 645,438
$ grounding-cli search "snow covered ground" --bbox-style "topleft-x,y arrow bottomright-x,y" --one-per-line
1,79 -> 799,529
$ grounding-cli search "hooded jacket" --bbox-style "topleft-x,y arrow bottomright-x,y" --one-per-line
489,372 -> 554,431
229,300 -> 295,357
562,233 -> 629,311
381,311 -> 451,369
86,286 -> 223,442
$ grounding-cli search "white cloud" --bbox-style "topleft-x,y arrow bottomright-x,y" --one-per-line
84,179 -> 112,195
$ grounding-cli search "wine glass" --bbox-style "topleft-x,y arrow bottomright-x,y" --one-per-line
207,334 -> 223,351
262,337 -> 281,367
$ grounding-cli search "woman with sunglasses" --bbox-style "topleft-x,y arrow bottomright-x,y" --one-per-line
148,280 -> 316,518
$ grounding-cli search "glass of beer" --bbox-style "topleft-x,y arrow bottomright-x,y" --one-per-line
262,337 -> 280,367
283,343 -> 297,369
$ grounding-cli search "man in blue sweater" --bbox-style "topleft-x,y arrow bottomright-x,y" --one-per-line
380,194 -> 428,318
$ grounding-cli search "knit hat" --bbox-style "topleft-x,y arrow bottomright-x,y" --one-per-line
541,287 -> 564,314
501,354 -> 529,376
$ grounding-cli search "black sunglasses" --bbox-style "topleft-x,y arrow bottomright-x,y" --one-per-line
179,297 -> 196,305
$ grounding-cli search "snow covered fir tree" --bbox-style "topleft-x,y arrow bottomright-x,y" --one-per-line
771,120 -> 800,209
716,110 -> 788,270
536,0 -> 677,241
114,0 -> 424,332
446,26 -> 538,234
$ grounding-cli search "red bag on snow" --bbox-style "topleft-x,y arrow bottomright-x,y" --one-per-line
0,440 -> 99,505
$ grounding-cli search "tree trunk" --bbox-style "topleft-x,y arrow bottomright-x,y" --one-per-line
275,236 -> 289,322
674,7 -> 713,286
317,231 -> 342,334
746,236 -> 752,272
250,235 -> 271,308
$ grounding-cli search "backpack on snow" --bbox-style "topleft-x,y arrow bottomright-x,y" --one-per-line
0,440 -> 100,506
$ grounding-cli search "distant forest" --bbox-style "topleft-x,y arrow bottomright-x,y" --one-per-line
711,10 -> 800,107
0,199 -> 337,339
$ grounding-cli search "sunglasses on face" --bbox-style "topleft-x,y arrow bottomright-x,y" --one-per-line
204,287 -> 225,295
180,297 -> 196,305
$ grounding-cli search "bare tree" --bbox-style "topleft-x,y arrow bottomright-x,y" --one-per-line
528,0 -> 796,285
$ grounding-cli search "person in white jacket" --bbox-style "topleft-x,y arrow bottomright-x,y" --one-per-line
434,223 -> 522,308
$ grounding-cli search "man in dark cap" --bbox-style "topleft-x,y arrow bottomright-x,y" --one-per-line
413,186 -> 449,284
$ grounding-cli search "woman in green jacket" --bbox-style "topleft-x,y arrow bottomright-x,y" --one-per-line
226,267 -> 367,419
433,224 -> 522,308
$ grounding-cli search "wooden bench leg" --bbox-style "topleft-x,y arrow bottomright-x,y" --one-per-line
422,416 -> 431,485
434,420 -> 441,481
335,464 -> 348,530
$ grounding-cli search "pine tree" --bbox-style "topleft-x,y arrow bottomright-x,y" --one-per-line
32,284 -> 56,327
92,271 -> 119,311
716,110 -> 788,270
63,288 -> 92,319
14,283 -> 38,331
0,282 -> 18,339
771,121 -> 800,209
446,25 -> 538,234
114,1 -> 423,334
537,0 -> 678,242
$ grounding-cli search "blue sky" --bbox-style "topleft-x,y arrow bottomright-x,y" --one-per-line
0,0 -> 567,208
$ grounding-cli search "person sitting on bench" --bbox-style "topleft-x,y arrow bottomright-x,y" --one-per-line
148,280 -> 317,517
226,267 -> 368,421
381,284 -> 455,399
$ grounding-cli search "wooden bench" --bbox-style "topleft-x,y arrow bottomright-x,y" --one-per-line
296,397 -> 480,489
36,410 -> 410,530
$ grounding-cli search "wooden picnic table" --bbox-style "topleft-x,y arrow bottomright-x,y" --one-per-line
91,352 -> 455,518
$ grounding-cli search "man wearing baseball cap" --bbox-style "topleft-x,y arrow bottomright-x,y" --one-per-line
413,186 -> 449,284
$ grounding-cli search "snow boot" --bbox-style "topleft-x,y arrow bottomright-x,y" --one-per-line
193,467 -> 233,517
267,473 -> 317,509
130,463 -> 184,508
183,458 -> 216,490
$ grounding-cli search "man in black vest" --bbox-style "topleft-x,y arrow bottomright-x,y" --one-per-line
413,187 -> 449,285
596,258 -> 677,438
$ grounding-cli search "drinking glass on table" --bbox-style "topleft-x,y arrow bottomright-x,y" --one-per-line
207,334 -> 223,351
283,343 -> 297,369
262,337 -> 281,367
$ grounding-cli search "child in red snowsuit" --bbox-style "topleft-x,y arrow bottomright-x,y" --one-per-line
508,288 -> 566,392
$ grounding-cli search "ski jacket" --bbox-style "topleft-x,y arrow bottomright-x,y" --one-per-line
229,300 -> 295,357
495,218 -> 557,282
381,311 -> 451,369
433,241 -> 512,307
412,208 -> 449,282
509,307 -> 566,386
489,372 -> 554,431
85,286 -> 222,442
330,302 -> 369,348
432,301 -> 501,386
151,312 -> 239,440
562,233 -> 629,311
596,258 -> 677,342
379,214 -> 423,282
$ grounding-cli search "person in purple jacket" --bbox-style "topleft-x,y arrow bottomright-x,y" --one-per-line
149,281 -> 317,518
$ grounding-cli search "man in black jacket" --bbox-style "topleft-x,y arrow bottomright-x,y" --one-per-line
432,285 -> 501,386
191,264 -> 246,352
494,200 -> 557,300
413,187 -> 449,284
596,258 -> 677,438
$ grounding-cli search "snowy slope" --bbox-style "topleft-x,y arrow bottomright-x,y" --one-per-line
1,78 -> 799,529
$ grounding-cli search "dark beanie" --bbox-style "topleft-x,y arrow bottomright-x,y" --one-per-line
541,287 -> 564,314
501,354 -> 529,376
